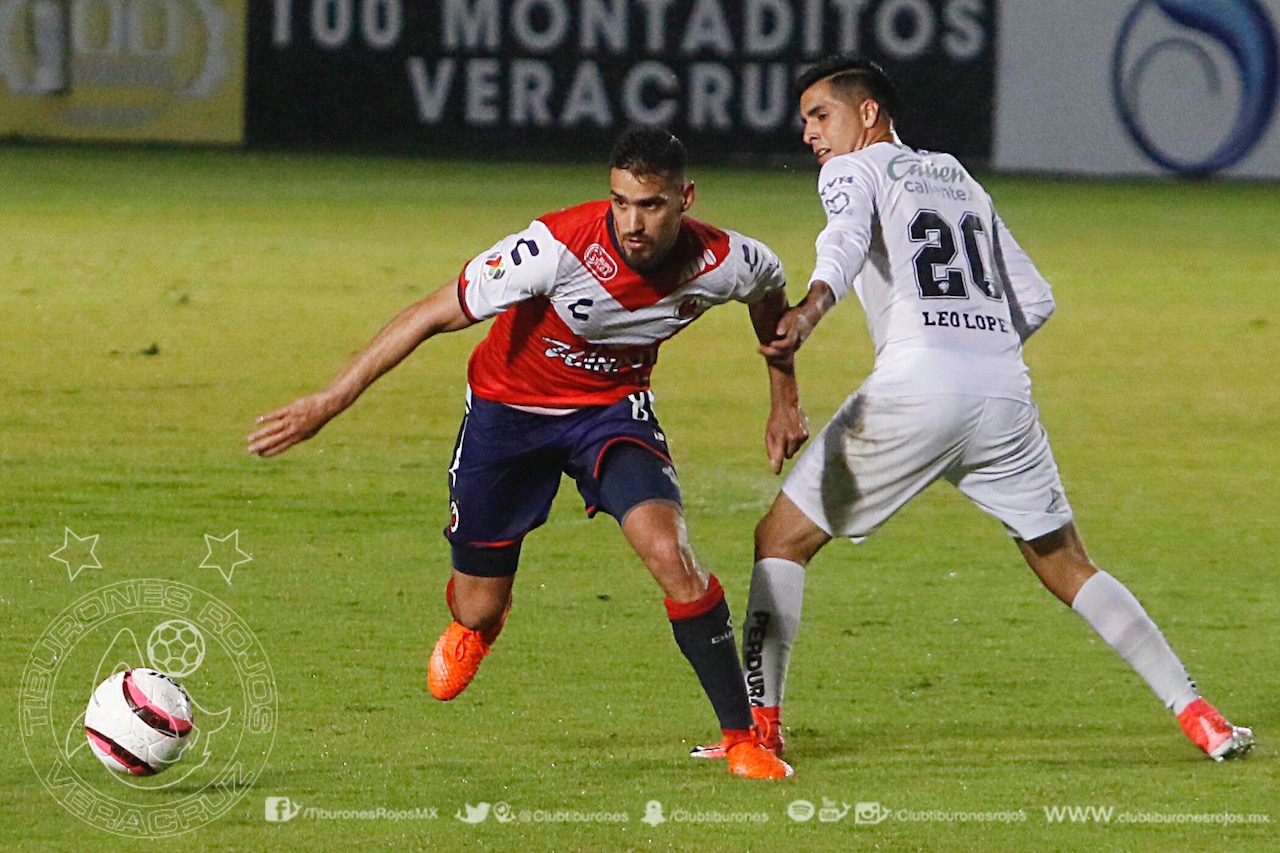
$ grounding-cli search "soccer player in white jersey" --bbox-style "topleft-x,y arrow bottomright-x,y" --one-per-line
249,127 -> 805,779
692,57 -> 1252,763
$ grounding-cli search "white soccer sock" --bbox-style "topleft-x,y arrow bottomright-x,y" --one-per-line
742,558 -> 807,708
1071,571 -> 1199,715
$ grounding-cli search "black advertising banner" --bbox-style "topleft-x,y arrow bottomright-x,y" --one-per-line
247,1 -> 995,162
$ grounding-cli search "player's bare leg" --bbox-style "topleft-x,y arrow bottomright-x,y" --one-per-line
1015,522 -> 1097,605
755,492 -> 833,567
693,493 -> 830,760
447,571 -> 513,635
428,571 -> 512,701
622,499 -> 707,602
622,499 -> 792,779
1018,521 -> 1253,760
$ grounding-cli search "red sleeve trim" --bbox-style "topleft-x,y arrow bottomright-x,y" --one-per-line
456,269 -> 478,323
664,574 -> 725,621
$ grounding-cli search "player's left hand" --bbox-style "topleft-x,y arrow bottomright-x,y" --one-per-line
765,403 -> 809,474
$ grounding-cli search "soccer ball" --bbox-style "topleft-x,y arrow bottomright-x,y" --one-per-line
84,669 -> 194,776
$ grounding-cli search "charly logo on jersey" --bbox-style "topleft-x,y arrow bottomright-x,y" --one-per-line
1112,0 -> 1279,174
583,243 -> 618,282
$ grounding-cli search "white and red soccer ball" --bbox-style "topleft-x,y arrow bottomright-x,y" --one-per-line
84,669 -> 194,776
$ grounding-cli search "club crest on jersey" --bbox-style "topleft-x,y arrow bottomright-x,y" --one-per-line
482,253 -> 506,280
676,296 -> 705,319
584,243 -> 617,282
822,190 -> 851,215
820,174 -> 857,215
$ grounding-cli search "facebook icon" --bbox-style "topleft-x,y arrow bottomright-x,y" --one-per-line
265,797 -> 302,822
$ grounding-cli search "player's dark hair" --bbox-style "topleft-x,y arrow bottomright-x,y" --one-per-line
610,126 -> 686,181
794,57 -> 899,121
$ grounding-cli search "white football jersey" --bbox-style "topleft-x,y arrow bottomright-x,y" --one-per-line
810,141 -> 1055,400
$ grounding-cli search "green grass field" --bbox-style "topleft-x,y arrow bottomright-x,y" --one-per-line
2,144 -> 1277,851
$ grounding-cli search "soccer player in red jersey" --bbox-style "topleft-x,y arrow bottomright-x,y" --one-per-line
249,127 -> 807,779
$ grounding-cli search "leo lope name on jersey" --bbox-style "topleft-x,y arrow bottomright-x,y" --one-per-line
922,310 -> 1012,334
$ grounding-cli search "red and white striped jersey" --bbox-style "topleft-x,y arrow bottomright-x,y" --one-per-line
456,200 -> 785,407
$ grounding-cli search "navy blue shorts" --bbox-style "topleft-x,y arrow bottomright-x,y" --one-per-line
444,390 -> 682,576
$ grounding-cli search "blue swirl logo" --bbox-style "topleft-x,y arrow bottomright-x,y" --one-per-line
1112,0 -> 1279,174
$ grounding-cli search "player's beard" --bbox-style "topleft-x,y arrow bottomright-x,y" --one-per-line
621,234 -> 676,273
621,243 -> 656,271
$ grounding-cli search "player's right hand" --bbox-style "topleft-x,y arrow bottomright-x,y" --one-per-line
759,283 -> 835,362
247,392 -> 339,457
758,306 -> 814,362
765,403 -> 809,474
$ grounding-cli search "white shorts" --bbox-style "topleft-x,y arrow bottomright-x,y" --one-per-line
782,393 -> 1072,542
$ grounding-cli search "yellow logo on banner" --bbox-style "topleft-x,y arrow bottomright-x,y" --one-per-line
0,0 -> 245,143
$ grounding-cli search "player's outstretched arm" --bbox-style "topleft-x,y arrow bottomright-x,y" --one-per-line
248,282 -> 475,458
750,288 -> 810,474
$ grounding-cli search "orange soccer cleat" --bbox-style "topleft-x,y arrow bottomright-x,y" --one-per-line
690,706 -> 785,759
723,729 -> 794,779
428,621 -> 492,701
751,706 -> 786,757
1177,698 -> 1254,761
